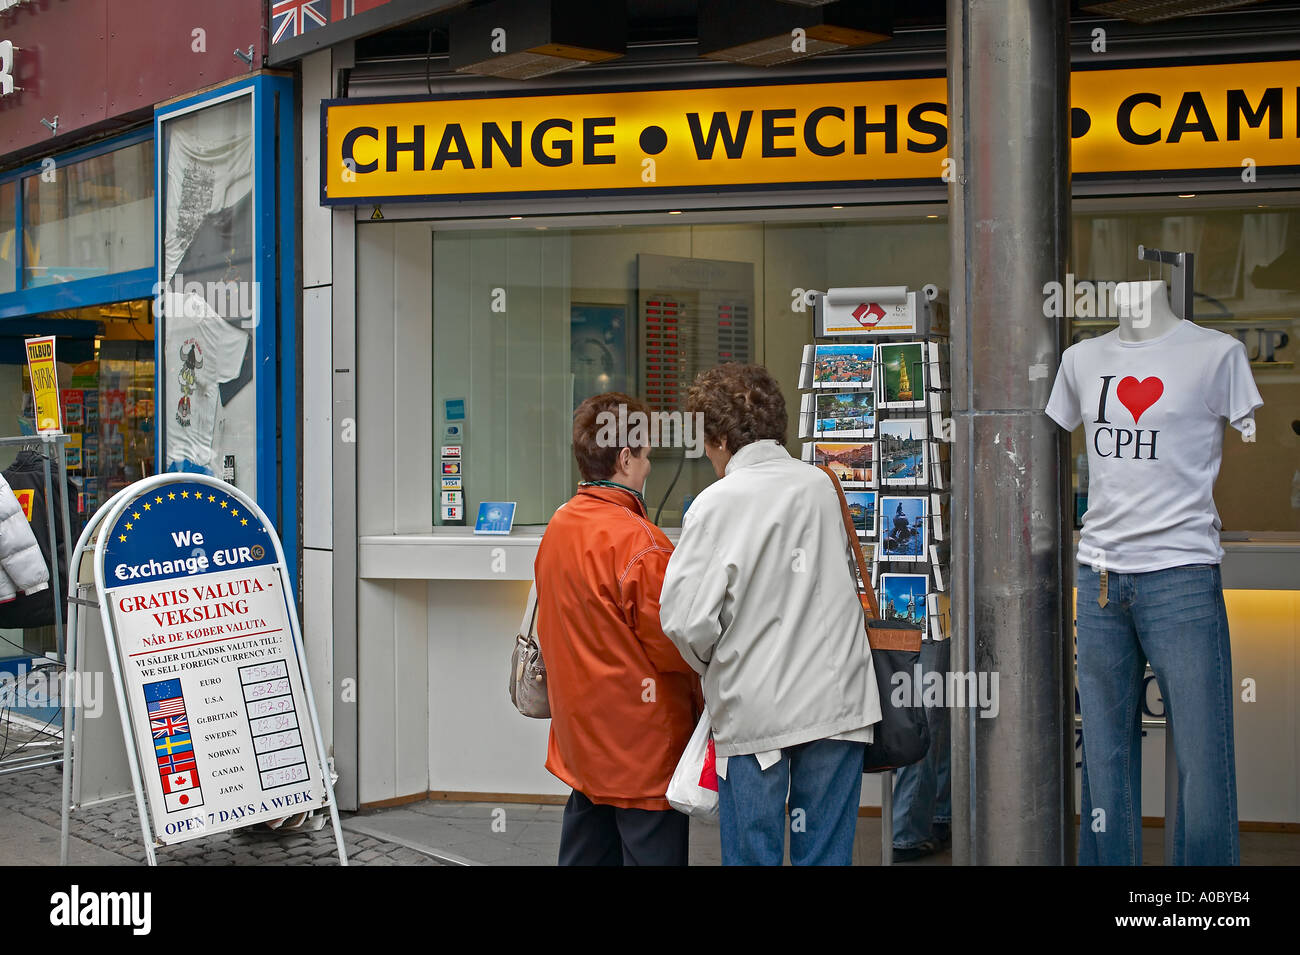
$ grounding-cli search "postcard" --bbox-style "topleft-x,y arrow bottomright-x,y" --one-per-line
879,495 -> 928,562
877,341 -> 926,409
814,390 -> 875,438
878,417 -> 928,486
879,573 -> 928,637
844,490 -> 877,537
929,440 -> 948,490
931,492 -> 946,542
798,344 -> 815,390
812,344 -> 874,390
807,441 -> 875,489
927,340 -> 947,391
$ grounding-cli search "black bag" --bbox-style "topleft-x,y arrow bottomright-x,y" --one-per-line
819,465 -> 931,774
862,621 -> 930,773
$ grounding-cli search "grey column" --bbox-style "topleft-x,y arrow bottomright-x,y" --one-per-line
947,0 -> 1075,865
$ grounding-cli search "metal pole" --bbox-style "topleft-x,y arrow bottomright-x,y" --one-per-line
39,437 -> 64,664
947,0 -> 1073,865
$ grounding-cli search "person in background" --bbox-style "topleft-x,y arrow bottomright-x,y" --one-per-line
533,392 -> 700,866
660,363 -> 880,866
891,636 -> 952,863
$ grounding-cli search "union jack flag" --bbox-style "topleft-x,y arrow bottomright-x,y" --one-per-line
151,714 -> 189,738
272,0 -> 329,44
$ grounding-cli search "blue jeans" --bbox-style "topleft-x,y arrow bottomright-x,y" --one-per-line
892,638 -> 952,849
717,738 -> 865,866
1076,563 -> 1239,866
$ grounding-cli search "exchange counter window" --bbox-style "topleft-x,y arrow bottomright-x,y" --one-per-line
1067,201 -> 1300,535
430,216 -> 948,527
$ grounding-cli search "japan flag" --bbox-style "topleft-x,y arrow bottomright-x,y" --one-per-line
164,788 -> 204,813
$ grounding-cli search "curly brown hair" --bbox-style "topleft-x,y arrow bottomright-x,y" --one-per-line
686,363 -> 787,453
572,392 -> 651,482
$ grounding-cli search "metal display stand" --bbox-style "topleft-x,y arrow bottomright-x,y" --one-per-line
0,433 -> 75,778
60,474 -> 347,866
799,285 -> 951,866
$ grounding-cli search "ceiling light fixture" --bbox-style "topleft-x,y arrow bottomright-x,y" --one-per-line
1081,0 -> 1265,24
699,0 -> 891,67
450,0 -> 626,80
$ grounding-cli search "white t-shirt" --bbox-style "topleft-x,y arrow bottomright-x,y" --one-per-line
164,291 -> 250,470
1045,320 -> 1262,574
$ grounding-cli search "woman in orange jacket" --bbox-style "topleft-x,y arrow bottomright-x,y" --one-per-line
533,392 -> 701,866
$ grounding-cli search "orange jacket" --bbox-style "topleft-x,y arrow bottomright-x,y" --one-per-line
533,484 -> 699,810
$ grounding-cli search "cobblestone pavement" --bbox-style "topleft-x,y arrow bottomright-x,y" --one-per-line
0,720 -> 440,866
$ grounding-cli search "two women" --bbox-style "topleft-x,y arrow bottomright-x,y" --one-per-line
537,366 -> 878,866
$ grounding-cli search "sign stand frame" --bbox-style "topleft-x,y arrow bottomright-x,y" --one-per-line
62,474 -> 347,866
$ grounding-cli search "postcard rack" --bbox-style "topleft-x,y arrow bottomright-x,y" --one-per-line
795,285 -> 951,865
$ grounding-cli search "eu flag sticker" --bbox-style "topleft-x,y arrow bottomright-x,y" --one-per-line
474,502 -> 516,535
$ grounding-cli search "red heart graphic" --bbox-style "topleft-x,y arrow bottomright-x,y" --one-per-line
1116,376 -> 1163,423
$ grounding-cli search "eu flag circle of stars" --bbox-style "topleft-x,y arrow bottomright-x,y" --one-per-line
115,487 -> 268,547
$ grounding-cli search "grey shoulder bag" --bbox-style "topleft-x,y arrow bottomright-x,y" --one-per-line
509,584 -> 550,719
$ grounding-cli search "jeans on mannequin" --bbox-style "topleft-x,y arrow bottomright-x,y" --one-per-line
1076,563 -> 1239,865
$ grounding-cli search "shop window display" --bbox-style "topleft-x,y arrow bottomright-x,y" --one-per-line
1068,204 -> 1300,534
158,94 -> 257,496
20,141 -> 153,288
0,181 -> 14,296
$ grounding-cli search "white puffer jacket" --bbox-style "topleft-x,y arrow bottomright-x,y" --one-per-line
0,473 -> 49,603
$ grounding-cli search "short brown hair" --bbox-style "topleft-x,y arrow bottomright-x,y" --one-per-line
686,363 -> 787,453
572,392 -> 651,482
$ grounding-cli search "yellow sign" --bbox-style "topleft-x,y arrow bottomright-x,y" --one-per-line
24,335 -> 62,434
322,59 -> 1300,203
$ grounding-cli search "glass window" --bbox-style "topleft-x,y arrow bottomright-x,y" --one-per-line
158,93 -> 257,496
0,180 -> 14,295
430,216 -> 948,527
21,140 -> 153,287
1069,201 -> 1300,535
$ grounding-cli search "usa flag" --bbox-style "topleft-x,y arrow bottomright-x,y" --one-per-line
272,0 -> 330,44
148,697 -> 185,718
151,714 -> 189,738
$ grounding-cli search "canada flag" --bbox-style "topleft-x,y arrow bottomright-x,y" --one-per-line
162,769 -> 198,794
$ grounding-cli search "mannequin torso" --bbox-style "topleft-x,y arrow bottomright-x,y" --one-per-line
1111,280 -> 1254,439
1113,280 -> 1181,342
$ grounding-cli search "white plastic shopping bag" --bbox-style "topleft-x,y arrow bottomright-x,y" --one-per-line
666,709 -> 719,819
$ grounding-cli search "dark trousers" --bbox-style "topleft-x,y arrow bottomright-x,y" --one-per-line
558,790 -> 689,866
